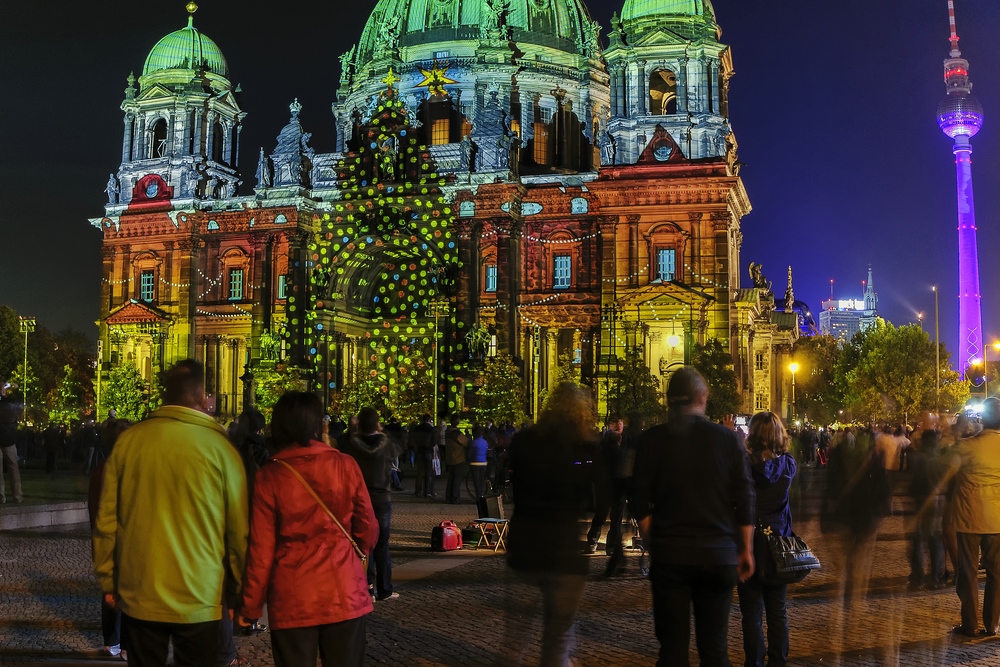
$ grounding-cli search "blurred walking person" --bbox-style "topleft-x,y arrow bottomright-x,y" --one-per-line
409,414 -> 435,497
445,414 -> 469,504
502,383 -> 597,667
737,412 -> 796,667
630,368 -> 755,667
946,396 -> 1000,636
241,391 -> 377,667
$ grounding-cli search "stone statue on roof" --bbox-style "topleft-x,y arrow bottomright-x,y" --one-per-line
106,174 -> 120,204
749,262 -> 772,294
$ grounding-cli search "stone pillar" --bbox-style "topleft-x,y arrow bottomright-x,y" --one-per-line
135,115 -> 147,160
118,244 -> 132,304
205,111 -> 217,161
101,246 -> 116,316
619,66 -> 629,116
193,110 -> 204,156
233,123 -> 243,170
249,233 -> 269,362
677,58 -> 688,114
710,60 -> 721,114
545,329 -> 558,390
636,60 -> 648,115
609,65 -> 620,117
122,115 -> 134,163
628,215 -> 640,288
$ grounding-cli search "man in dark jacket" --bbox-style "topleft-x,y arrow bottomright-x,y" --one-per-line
0,382 -> 23,504
409,414 -> 435,497
630,368 -> 755,667
341,407 -> 403,602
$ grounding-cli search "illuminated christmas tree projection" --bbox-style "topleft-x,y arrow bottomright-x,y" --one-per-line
305,84 -> 462,416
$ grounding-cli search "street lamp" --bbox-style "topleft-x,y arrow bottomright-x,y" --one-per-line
932,286 -> 940,412
788,361 -> 800,423
18,316 -> 36,425
917,312 -> 924,331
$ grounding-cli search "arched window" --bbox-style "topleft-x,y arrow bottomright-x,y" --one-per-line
151,119 -> 168,158
649,70 -> 678,116
212,122 -> 226,163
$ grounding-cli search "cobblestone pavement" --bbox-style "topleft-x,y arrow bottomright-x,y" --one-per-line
4,483 -> 1000,666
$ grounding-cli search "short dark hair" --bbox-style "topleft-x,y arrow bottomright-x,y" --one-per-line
667,367 -> 708,408
358,407 -> 380,434
271,391 -> 324,449
421,413 -> 432,423
162,360 -> 205,407
982,397 -> 1000,430
450,413 -> 461,427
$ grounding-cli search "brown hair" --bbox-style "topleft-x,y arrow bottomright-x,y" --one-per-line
746,411 -> 789,457
271,391 -> 324,449
537,382 -> 596,442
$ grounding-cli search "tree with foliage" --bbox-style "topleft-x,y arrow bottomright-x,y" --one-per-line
332,366 -> 387,419
691,338 -> 740,420
474,354 -> 527,426
101,361 -> 150,422
835,320 -> 969,423
791,335 -> 843,424
253,364 -> 308,420
47,364 -> 85,426
10,360 -> 41,421
391,362 -> 434,425
607,348 -> 664,422
540,352 -> 582,411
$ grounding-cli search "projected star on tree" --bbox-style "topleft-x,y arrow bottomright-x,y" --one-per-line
415,60 -> 458,97
381,67 -> 400,91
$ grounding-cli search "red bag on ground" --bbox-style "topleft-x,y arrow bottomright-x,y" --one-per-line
431,520 -> 463,551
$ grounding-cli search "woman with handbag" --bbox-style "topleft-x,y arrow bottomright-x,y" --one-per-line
241,391 -> 378,667
738,411 -> 797,667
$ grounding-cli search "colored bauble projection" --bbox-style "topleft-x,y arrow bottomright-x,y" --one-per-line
304,90 -> 463,415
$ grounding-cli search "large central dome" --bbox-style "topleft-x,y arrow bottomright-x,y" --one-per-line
356,0 -> 598,67
620,0 -> 714,21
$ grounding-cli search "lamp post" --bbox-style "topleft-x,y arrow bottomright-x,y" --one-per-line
18,317 -> 36,425
788,361 -> 800,424
933,286 -> 940,412
917,312 -> 924,331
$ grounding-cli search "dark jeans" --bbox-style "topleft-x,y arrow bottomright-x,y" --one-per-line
216,604 -> 236,666
737,579 -> 788,667
446,462 -> 468,503
367,498 -> 393,598
588,478 -> 626,564
270,616 -> 367,667
101,598 -> 121,647
415,454 -> 435,496
956,532 -> 1000,633
909,499 -> 945,585
121,614 -> 220,667
650,561 -> 738,667
470,464 -> 486,497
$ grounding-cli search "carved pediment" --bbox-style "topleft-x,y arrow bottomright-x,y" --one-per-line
631,28 -> 689,48
137,84 -> 176,101
106,300 -> 170,325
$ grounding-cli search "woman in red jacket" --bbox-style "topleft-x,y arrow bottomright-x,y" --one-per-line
241,392 -> 378,667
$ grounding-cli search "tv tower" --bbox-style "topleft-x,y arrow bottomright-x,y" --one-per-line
937,0 -> 985,374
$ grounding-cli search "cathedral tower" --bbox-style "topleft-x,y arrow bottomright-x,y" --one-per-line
603,0 -> 735,165
113,2 -> 244,205
936,0 -> 985,373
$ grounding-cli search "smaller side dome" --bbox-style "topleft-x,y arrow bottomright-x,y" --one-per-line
620,0 -> 714,22
143,17 -> 229,78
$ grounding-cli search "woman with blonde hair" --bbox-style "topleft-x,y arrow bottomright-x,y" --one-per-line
504,382 -> 598,666
738,411 -> 797,667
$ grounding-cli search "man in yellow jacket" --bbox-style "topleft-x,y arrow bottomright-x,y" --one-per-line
93,360 -> 248,666
947,396 -> 1000,637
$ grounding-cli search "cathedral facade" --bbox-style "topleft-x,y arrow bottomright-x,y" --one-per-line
93,0 -> 792,420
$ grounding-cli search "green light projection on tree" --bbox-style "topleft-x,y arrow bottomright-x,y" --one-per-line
304,90 -> 464,415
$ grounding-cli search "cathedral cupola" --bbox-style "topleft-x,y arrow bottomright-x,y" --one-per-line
110,2 -> 245,208
604,0 -> 736,166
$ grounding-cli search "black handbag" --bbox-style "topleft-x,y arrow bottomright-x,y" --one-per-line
756,522 -> 820,585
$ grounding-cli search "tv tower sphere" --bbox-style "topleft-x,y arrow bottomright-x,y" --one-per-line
938,91 -> 984,139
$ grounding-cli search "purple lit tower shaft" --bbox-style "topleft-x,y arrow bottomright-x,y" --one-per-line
937,0 -> 985,374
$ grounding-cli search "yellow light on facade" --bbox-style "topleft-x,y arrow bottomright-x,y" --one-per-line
788,362 -> 800,373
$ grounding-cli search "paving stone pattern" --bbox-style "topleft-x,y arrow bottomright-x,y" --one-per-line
4,489 -> 1000,665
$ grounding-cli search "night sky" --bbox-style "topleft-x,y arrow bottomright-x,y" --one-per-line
2,0 -> 999,363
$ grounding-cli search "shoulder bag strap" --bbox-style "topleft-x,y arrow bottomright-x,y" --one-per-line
272,459 -> 367,562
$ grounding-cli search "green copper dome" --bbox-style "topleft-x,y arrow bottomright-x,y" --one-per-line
356,0 -> 598,66
143,18 -> 229,77
620,0 -> 714,22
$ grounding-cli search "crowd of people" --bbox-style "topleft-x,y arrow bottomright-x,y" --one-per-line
1,354 -> 994,666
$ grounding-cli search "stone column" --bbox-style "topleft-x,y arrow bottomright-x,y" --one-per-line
636,60 -> 648,115
122,115 -> 134,163
101,246 -> 116,316
545,329 -> 558,390
628,215 -> 640,288
193,110 -> 204,156
677,58 -> 688,114
205,111 -> 217,161
609,65 -> 620,117
710,60 -> 721,114
135,115 -> 147,160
